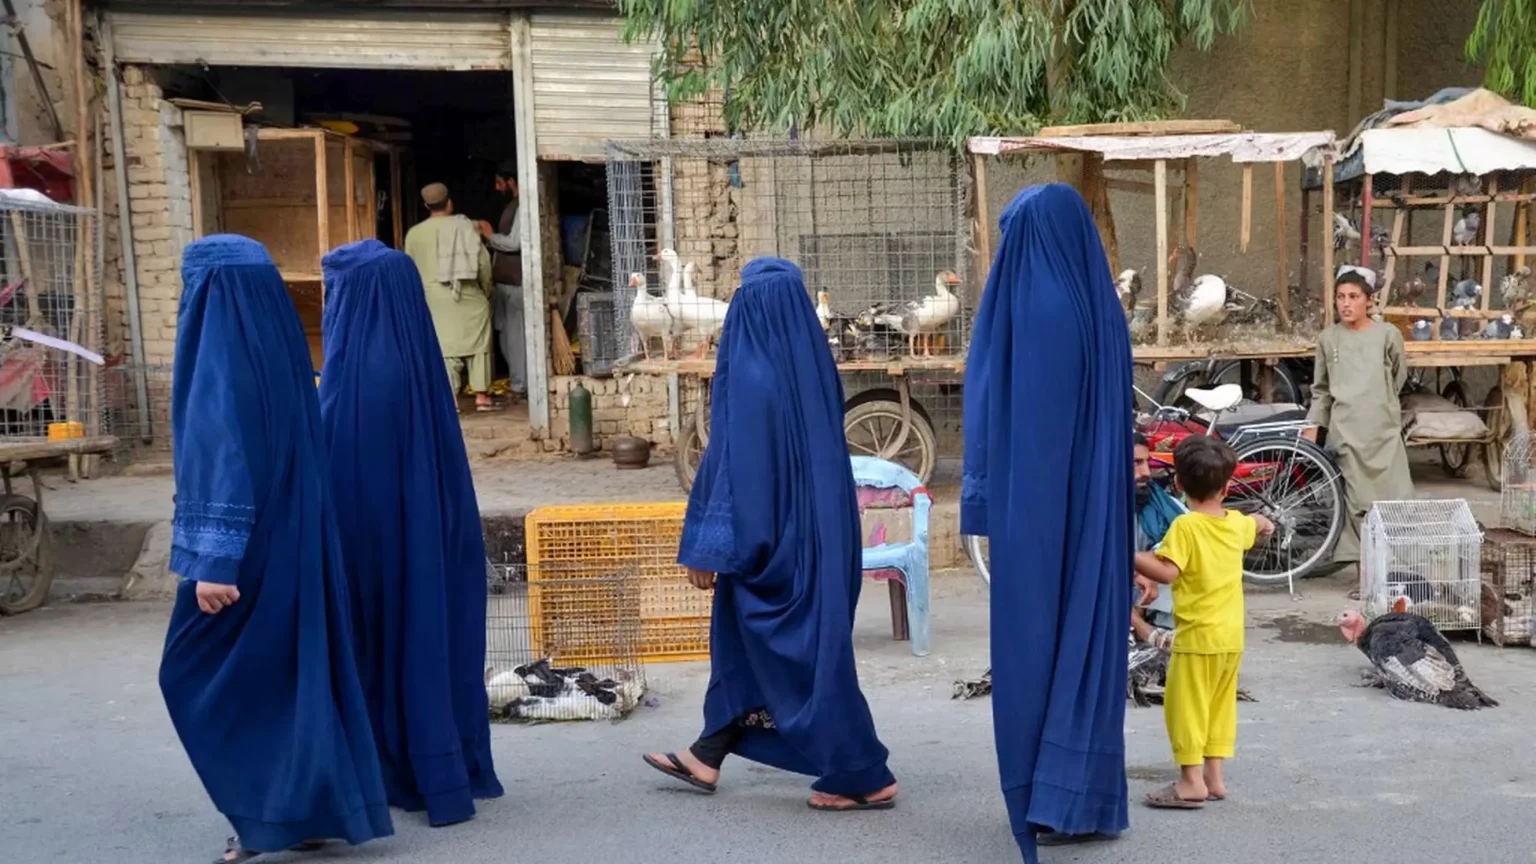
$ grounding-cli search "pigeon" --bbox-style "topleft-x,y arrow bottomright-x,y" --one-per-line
1500,266 -> 1532,307
1411,319 -> 1434,341
1451,174 -> 1483,198
1439,317 -> 1461,341
1452,279 -> 1483,306
1453,210 -> 1481,246
1484,313 -> 1517,340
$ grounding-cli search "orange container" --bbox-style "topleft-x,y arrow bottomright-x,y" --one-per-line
47,421 -> 84,441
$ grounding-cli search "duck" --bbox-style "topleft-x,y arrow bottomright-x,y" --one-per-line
868,270 -> 963,357
627,272 -> 674,361
658,251 -> 730,360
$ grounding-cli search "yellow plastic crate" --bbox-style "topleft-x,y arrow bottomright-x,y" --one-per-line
525,502 -> 711,663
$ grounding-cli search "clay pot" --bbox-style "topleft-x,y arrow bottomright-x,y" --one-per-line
611,435 -> 652,469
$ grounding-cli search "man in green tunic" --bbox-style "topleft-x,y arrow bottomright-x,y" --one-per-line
403,182 -> 496,412
1303,268 -> 1414,572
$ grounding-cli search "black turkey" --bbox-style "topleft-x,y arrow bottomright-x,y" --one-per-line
1338,609 -> 1497,710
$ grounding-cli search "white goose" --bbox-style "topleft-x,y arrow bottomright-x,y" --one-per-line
658,250 -> 730,359
872,270 -> 962,357
627,271 -> 673,361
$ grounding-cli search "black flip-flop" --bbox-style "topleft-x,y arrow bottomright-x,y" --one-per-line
808,794 -> 897,812
290,841 -> 327,852
642,752 -> 717,793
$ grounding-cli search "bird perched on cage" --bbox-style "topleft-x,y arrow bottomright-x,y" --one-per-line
627,272 -> 674,361
1396,261 -> 1434,309
1411,319 -> 1433,341
1332,212 -> 1361,250
1116,269 -> 1142,313
864,270 -> 963,358
1483,313 -> 1517,340
1500,266 -> 1532,308
1453,209 -> 1482,246
1451,173 -> 1483,198
1338,607 -> 1497,710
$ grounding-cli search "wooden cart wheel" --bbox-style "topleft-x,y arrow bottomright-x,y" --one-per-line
843,397 -> 938,485
0,494 -> 51,615
674,415 -> 706,493
1439,379 -> 1473,478
1482,385 -> 1509,493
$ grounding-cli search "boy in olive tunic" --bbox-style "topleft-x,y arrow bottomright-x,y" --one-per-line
1303,269 -> 1413,567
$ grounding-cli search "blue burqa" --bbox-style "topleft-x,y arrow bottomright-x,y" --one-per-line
679,257 -> 895,796
961,185 -> 1133,861
319,239 -> 503,826
158,235 -> 394,853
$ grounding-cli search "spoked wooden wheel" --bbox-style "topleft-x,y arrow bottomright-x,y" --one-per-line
843,395 -> 937,485
1440,380 -> 1473,478
0,494 -> 51,615
674,415 -> 706,493
1482,385 -> 1508,493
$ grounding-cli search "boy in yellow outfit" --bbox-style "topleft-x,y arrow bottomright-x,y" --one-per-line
1135,435 -> 1272,809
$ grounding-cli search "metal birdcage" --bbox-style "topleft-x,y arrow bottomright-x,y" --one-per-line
485,561 -> 647,723
1478,528 -> 1536,647
1499,430 -> 1536,535
0,193 -> 104,441
1361,499 -> 1484,634
604,137 -> 972,364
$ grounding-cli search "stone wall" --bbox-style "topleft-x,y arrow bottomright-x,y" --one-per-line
546,373 -> 672,452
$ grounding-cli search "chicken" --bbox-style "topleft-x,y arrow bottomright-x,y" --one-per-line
627,272 -> 674,361
1116,269 -> 1142,312
868,270 -> 963,357
1339,608 -> 1497,710
1128,304 -> 1156,343
1500,266 -> 1532,307
815,289 -> 833,333
1169,246 -> 1223,343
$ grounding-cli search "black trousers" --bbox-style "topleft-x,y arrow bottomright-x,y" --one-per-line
689,708 -> 774,770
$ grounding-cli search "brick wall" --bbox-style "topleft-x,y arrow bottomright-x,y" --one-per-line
547,373 -> 672,452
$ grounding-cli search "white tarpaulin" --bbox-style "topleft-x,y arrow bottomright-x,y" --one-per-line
1359,127 -> 1536,177
968,132 -> 1336,165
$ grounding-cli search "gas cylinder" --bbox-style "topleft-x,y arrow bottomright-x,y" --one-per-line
568,381 -> 594,455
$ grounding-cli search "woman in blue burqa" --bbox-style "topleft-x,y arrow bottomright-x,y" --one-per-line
641,257 -> 898,811
318,239 -> 503,826
962,184 -> 1133,861
158,235 -> 393,863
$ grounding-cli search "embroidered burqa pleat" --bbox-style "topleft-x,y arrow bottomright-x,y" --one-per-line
319,239 -> 503,825
158,235 -> 393,853
679,257 -> 895,796
961,185 -> 1133,862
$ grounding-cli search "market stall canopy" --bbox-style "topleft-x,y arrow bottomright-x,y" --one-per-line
1357,127 -> 1536,177
967,131 -> 1336,166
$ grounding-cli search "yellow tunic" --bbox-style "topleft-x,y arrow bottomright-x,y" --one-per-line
1157,510 -> 1255,766
402,216 -> 494,393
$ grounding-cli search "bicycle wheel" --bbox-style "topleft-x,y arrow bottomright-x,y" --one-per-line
964,534 -> 990,586
1227,437 -> 1345,586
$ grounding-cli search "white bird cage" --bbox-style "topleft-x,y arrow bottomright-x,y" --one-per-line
1361,499 -> 1485,634
1499,430 -> 1536,535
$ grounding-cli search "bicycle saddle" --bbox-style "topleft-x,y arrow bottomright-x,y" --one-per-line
1184,383 -> 1245,413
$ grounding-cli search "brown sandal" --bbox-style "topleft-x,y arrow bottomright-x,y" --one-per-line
1144,783 -> 1206,810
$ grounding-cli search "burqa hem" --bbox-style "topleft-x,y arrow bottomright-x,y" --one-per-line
677,257 -> 894,799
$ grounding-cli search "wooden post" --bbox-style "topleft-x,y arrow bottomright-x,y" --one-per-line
1361,172 -> 1374,269
1274,162 -> 1291,329
1298,186 -> 1310,325
390,148 -> 404,248
343,139 -> 358,241
973,153 -> 992,296
1483,174 -> 1498,312
1240,164 -> 1253,252
1083,154 -> 1120,276
1183,158 -> 1199,250
315,132 -> 330,284
1507,361 -> 1533,435
1433,198 -> 1454,339
1155,160 -> 1169,345
1517,175 -> 1532,270
1322,154 -> 1336,326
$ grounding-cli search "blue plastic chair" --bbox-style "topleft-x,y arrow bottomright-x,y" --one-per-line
851,456 -> 932,657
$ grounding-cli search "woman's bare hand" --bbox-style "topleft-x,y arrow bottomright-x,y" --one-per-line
685,567 -> 716,591
195,581 -> 240,614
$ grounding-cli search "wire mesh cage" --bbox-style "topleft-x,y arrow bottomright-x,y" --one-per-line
0,194 -> 104,441
1361,499 -> 1485,634
605,138 -> 972,365
1500,430 -> 1536,535
485,561 -> 647,723
576,292 -> 620,378
1478,528 -> 1536,647
524,501 -> 709,662
103,361 -> 174,458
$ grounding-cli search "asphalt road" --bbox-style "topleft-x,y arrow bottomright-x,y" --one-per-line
4,574 -> 1535,864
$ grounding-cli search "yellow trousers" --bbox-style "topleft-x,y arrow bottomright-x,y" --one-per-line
1163,651 -> 1242,766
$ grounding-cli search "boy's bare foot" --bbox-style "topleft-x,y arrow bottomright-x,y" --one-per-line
1174,778 -> 1208,801
808,781 -> 899,811
1204,760 -> 1226,800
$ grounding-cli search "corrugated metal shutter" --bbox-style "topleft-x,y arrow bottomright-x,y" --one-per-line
108,10 -> 511,71
530,14 -> 655,160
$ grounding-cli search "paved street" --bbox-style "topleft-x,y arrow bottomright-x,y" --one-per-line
4,572 -> 1536,864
